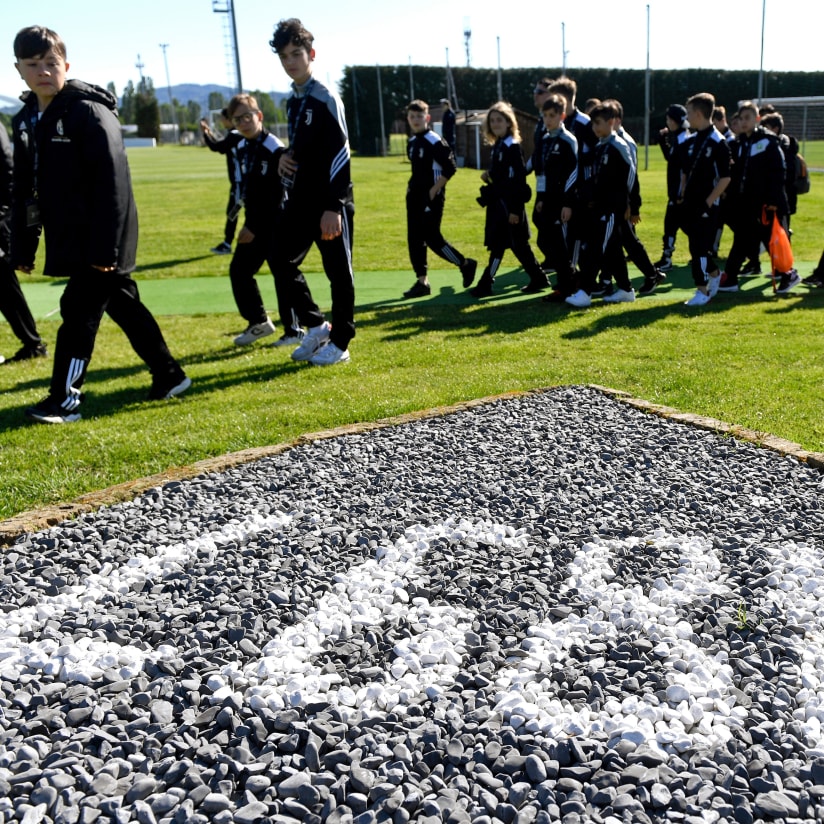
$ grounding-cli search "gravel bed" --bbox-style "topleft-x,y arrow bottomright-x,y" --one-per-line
2,385 -> 824,824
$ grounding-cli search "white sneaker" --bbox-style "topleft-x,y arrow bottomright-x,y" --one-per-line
707,272 -> 721,298
685,289 -> 711,306
310,342 -> 351,366
273,330 -> 305,347
234,318 -> 275,346
565,289 -> 592,308
291,321 -> 331,361
602,288 -> 636,303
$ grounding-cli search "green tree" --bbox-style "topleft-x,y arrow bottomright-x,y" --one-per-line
250,89 -> 277,125
135,76 -> 160,139
208,90 -> 226,111
185,100 -> 202,130
120,80 -> 136,124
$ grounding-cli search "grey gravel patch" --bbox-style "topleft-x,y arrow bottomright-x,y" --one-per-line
2,385 -> 824,823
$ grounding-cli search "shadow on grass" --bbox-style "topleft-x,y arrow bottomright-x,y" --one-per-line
135,256 -> 215,273
0,338 -> 309,432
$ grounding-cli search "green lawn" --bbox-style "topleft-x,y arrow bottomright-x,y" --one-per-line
1,145 -> 822,522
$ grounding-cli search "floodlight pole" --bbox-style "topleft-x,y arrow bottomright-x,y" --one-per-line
159,43 -> 178,143
644,4 -> 650,170
376,64 -> 387,156
409,57 -> 414,101
757,0 -> 766,102
496,37 -> 503,101
562,23 -> 568,76
212,0 -> 243,94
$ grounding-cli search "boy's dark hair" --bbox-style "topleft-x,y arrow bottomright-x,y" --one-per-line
760,112 -> 784,133
686,92 -> 715,120
534,77 -> 554,91
583,97 -> 601,114
589,101 -> 619,122
13,25 -> 66,61
227,94 -> 259,118
541,94 -> 566,115
737,100 -> 759,118
759,103 -> 776,115
712,106 -> 727,122
407,100 -> 429,114
270,18 -> 314,53
603,98 -> 624,120
547,77 -> 577,103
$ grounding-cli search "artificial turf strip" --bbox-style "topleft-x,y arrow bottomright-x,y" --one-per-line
14,263 -> 816,320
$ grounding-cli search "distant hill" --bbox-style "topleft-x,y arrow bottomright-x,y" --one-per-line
1,83 -> 290,116
154,83 -> 291,115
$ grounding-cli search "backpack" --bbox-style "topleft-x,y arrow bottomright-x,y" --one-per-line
795,153 -> 811,194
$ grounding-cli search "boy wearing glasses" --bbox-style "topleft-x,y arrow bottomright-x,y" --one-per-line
270,18 -> 355,366
10,25 -> 189,423
222,94 -> 304,348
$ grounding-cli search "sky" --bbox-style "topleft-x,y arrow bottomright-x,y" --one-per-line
1,0 -> 819,108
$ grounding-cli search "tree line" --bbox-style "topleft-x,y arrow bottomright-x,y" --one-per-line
340,64 -> 824,155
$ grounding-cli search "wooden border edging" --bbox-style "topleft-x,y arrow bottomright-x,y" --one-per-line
2,385 -> 821,546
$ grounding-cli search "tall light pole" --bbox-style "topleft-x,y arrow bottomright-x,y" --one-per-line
212,0 -> 243,93
159,43 -> 178,143
562,23 -> 569,76
757,0 -> 766,102
496,37 -> 503,101
644,4 -> 651,170
463,17 -> 472,68
409,56 -> 415,101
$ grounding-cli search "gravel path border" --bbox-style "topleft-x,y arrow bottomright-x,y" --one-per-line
2,384 -> 821,546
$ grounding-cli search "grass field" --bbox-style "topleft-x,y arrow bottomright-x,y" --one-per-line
1,143 -> 822,522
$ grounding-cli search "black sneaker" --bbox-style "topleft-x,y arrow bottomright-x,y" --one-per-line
25,395 -> 82,424
776,269 -> 801,295
210,241 -> 232,255
7,343 -> 48,362
639,269 -> 667,296
470,280 -> 494,298
403,281 -> 431,299
520,278 -> 549,294
591,281 -> 614,298
740,261 -> 762,277
541,290 -> 567,303
460,258 -> 478,288
654,256 -> 672,272
717,271 -> 739,293
148,369 -> 192,401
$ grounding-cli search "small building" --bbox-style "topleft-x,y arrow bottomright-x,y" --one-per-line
432,103 -> 539,170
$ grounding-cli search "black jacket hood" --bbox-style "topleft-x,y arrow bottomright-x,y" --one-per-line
19,78 -> 118,115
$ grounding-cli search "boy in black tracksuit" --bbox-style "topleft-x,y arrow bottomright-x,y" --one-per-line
403,99 -> 476,298
676,93 -> 731,306
270,18 -> 355,366
565,102 -> 636,308
222,94 -> 303,348
533,94 -> 578,302
547,78 -> 598,269
527,77 -> 554,270
655,104 -> 691,271
11,26 -> 189,423
722,101 -> 797,294
200,110 -> 243,254
0,122 -> 47,364
608,99 -> 666,296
